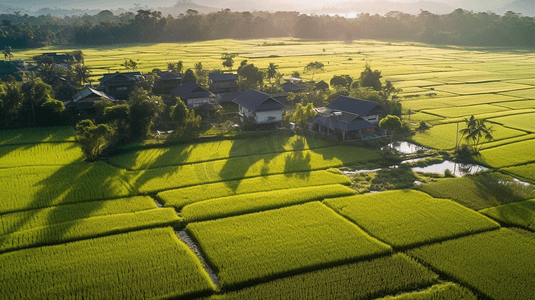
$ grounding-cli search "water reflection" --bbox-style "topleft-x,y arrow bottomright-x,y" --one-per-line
412,160 -> 488,177
384,141 -> 428,154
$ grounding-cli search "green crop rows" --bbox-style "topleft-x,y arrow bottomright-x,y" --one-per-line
325,190 -> 499,248
110,133 -> 334,170
0,228 -> 215,299
157,169 -> 351,209
206,254 -> 437,300
480,198 -> 535,231
0,208 -> 181,252
0,126 -> 75,146
376,283 -> 476,300
407,229 -> 535,300
187,202 -> 392,288
479,138 -> 535,167
0,142 -> 84,168
182,184 -> 355,222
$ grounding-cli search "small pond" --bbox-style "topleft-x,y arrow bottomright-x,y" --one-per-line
412,160 -> 488,177
383,141 -> 429,154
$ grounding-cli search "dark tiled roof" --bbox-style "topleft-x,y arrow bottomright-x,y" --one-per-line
233,89 -> 287,112
280,81 -> 304,92
310,113 -> 377,132
218,91 -> 243,103
209,73 -> 238,82
99,71 -> 142,83
171,82 -> 214,99
327,96 -> 382,116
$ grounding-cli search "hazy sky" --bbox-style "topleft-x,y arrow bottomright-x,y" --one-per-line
0,0 -> 517,11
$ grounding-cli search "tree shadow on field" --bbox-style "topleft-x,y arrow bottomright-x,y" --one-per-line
219,133 -> 294,191
471,172 -> 535,209
0,161 -> 130,251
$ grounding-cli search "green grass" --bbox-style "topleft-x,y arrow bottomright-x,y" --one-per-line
504,163 -> 535,181
417,172 -> 535,210
187,202 -> 392,289
0,227 -> 215,299
157,169 -> 351,210
489,112 -> 535,133
128,146 -> 381,194
480,198 -> 535,231
376,283 -> 476,300
324,190 -> 499,249
407,229 -> 535,300
0,196 -> 156,235
0,162 -> 132,214
182,184 -> 355,222
0,208 -> 181,252
205,254 -> 438,300
109,133 -> 334,170
480,134 -> 535,150
0,126 -> 75,146
494,100 -> 535,109
0,142 -> 84,168
499,87 -> 535,99
479,138 -> 535,167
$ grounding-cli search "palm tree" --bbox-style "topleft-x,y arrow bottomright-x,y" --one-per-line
459,115 -> 494,154
266,62 -> 278,83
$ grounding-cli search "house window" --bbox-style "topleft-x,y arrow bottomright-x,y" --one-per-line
116,86 -> 128,91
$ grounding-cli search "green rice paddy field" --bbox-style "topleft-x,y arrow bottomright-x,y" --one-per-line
2,39 -> 535,299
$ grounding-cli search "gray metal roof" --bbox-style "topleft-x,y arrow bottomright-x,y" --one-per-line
327,96 -> 382,117
209,73 -> 238,82
233,89 -> 287,112
99,71 -> 141,83
171,82 -> 214,99
72,86 -> 115,102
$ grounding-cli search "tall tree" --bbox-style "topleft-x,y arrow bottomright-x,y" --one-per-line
304,61 -> 324,80
266,62 -> 279,83
3,46 -> 13,61
221,53 -> 236,70
75,119 -> 114,161
359,63 -> 382,91
459,115 -> 494,154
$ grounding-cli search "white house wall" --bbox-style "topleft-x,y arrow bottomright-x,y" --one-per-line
255,110 -> 283,124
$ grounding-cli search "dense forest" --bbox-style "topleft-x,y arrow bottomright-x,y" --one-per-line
1,8 -> 535,49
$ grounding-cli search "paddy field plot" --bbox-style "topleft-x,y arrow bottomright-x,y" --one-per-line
157,169 -> 351,210
0,142 -> 84,168
416,172 -> 535,210
0,208 -> 181,253
478,138 -> 535,168
181,184 -> 355,222
109,133 -> 334,170
430,82 -> 531,95
0,163 -> 132,214
0,126 -> 75,146
480,199 -> 535,232
0,228 -> 215,300
187,202 -> 392,289
324,190 -> 499,249
0,196 -> 156,235
504,163 -> 535,182
488,112 -> 535,133
410,122 -> 526,150
493,99 -> 535,109
206,254 -> 438,300
407,229 -> 535,300
421,104 -> 509,118
127,146 -> 381,194
498,87 -> 535,99
376,283 -> 476,300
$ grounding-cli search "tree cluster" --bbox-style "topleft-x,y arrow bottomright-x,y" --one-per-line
3,9 -> 535,49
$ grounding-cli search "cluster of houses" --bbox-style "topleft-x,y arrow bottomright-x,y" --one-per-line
2,54 -> 387,141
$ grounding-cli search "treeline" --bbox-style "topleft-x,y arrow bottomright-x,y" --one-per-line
2,8 -> 535,49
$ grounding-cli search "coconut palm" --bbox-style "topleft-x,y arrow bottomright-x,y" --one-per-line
266,62 -> 278,83
459,115 -> 494,154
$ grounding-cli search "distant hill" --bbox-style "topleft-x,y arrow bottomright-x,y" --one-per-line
159,0 -> 218,16
500,0 -> 535,16
312,1 -> 458,16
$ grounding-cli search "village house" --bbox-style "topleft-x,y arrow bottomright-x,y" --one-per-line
0,60 -> 23,81
308,96 -> 387,141
233,89 -> 287,125
63,86 -> 116,118
98,71 -> 141,100
153,71 -> 183,94
209,73 -> 239,93
171,81 -> 219,110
